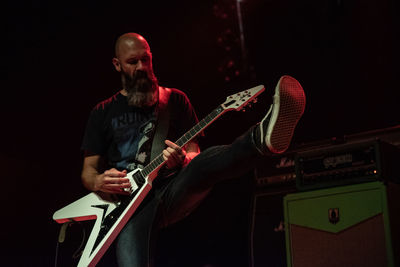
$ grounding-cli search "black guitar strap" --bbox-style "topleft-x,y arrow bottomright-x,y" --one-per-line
150,86 -> 171,161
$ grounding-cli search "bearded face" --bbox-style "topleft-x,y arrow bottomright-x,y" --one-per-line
122,69 -> 159,107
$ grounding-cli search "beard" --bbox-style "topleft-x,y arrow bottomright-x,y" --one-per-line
123,69 -> 159,107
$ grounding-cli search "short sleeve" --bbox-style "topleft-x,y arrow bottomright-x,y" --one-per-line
169,89 -> 204,142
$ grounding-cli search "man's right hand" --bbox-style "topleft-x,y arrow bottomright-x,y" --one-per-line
94,168 -> 131,195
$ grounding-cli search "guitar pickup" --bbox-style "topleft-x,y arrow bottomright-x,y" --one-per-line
123,169 -> 142,193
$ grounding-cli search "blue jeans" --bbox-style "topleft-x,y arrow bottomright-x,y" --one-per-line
115,127 -> 261,267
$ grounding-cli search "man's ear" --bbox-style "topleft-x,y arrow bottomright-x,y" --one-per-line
112,57 -> 121,72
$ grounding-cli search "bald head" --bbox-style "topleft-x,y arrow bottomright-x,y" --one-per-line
112,32 -> 154,81
115,33 -> 150,59
112,32 -> 158,107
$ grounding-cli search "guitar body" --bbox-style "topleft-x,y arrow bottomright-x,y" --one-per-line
53,170 -> 153,267
53,85 -> 265,266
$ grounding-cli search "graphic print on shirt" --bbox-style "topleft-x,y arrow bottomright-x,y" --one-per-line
111,111 -> 156,171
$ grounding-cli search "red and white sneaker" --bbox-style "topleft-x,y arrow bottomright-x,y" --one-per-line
257,75 -> 306,154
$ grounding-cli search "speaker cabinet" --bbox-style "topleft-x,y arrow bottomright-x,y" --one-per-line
284,181 -> 399,267
250,185 -> 296,267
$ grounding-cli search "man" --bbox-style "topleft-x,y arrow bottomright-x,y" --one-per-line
81,32 -> 306,267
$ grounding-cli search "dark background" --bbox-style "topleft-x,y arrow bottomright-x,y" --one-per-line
2,0 -> 400,266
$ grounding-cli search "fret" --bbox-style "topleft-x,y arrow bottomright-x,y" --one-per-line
176,140 -> 185,148
193,124 -> 201,132
188,129 -> 196,138
156,156 -> 163,165
142,167 -> 149,177
179,136 -> 188,146
204,114 -> 212,123
198,120 -> 207,128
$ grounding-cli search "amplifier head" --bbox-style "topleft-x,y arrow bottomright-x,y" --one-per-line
295,139 -> 400,191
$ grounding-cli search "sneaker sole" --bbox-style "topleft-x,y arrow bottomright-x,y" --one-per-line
266,75 -> 306,153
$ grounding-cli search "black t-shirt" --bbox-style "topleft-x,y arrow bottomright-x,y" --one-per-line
81,87 -> 200,172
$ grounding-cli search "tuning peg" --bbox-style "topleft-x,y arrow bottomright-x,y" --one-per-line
242,109 -> 246,112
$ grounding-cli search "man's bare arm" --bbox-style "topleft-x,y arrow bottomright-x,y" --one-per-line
81,155 -> 130,195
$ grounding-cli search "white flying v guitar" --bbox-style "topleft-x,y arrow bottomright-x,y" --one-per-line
53,85 -> 265,267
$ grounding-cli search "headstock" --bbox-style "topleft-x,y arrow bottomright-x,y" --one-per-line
221,85 -> 265,111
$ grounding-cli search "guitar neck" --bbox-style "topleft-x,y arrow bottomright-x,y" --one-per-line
141,105 -> 226,177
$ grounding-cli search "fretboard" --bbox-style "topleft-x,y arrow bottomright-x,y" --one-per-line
141,105 -> 225,177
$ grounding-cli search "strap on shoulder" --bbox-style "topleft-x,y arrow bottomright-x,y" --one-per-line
150,87 -> 171,161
